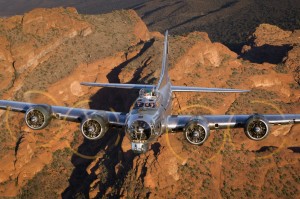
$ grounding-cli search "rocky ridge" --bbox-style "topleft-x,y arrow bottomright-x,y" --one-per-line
0,8 -> 299,198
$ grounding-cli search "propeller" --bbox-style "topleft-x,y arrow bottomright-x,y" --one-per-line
25,109 -> 45,129
82,119 -> 102,139
185,123 -> 206,144
246,120 -> 268,139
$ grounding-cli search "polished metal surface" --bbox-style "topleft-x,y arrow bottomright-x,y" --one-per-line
80,82 -> 155,90
171,86 -> 249,93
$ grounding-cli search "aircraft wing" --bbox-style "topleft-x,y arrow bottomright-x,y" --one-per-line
167,114 -> 300,144
0,100 -> 127,126
168,114 -> 300,130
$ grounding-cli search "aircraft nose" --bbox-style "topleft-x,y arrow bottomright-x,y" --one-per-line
126,120 -> 152,141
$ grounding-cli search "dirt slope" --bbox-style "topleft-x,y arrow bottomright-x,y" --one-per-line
0,7 -> 299,199
1,0 -> 300,53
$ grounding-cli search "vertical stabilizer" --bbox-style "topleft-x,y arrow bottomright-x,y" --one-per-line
157,30 -> 169,90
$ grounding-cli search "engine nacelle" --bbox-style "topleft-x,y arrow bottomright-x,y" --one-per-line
80,114 -> 108,140
244,114 -> 270,141
184,117 -> 210,145
25,105 -> 52,130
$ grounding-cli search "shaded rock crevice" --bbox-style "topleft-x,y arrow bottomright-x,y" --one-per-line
62,38 -> 156,199
240,44 -> 293,64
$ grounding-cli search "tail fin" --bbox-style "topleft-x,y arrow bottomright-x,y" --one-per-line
80,31 -> 170,91
81,30 -> 249,93
156,30 -> 169,90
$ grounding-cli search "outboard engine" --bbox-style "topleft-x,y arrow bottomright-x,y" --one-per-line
80,114 -> 108,140
184,117 -> 210,145
244,114 -> 270,140
25,105 -> 52,130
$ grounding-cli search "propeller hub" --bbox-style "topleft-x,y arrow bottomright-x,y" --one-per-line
31,116 -> 38,123
88,126 -> 95,133
193,131 -> 200,138
254,126 -> 261,133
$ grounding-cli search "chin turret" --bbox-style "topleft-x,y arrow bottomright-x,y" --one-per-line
131,142 -> 149,154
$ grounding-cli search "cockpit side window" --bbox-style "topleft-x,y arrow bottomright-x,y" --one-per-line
150,102 -> 155,108
135,102 -> 144,108
134,100 -> 157,109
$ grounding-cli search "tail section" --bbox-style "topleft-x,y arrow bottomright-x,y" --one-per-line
156,30 -> 170,90
80,30 -> 249,93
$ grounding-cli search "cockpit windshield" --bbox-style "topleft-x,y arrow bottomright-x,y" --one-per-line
139,88 -> 156,98
134,89 -> 161,109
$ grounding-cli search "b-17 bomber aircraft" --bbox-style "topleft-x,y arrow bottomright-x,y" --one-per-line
1,31 -> 300,153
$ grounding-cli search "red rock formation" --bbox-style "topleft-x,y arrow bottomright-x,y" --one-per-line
0,7 -> 299,199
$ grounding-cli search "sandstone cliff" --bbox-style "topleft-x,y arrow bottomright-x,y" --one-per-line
0,8 -> 299,199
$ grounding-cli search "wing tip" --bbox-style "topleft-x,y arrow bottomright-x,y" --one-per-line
80,82 -> 91,85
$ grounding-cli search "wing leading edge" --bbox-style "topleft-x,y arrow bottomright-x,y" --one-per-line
0,100 -> 126,126
167,114 -> 300,130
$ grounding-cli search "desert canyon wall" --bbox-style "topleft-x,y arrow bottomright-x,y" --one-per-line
0,8 -> 299,198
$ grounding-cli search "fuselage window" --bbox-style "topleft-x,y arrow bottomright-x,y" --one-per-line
135,102 -> 144,108
145,102 -> 155,108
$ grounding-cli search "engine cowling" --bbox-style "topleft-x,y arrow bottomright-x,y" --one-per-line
80,114 -> 108,140
25,105 -> 52,130
184,117 -> 210,145
244,114 -> 270,141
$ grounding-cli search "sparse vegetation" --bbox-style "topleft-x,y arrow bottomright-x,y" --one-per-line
20,149 -> 74,199
0,5 -> 299,199
274,63 -> 288,73
293,65 -> 300,85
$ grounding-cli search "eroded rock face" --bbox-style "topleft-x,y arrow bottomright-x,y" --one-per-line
250,24 -> 293,47
241,24 -> 299,65
0,7 -> 300,199
241,24 -> 300,91
14,133 -> 36,170
0,7 -> 152,197
0,7 -> 94,105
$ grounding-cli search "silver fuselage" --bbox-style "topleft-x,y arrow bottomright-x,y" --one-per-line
125,79 -> 172,153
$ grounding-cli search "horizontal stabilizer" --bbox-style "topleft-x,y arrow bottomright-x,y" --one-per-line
171,86 -> 249,93
80,82 -> 155,90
